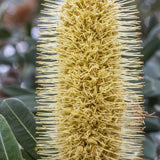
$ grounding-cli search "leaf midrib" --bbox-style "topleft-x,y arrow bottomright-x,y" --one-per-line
0,132 -> 9,160
4,100 -> 36,143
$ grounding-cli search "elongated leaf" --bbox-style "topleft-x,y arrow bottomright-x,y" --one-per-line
15,95 -> 37,113
146,14 -> 158,35
142,36 -> 160,63
0,98 -> 38,159
0,94 -> 37,113
0,114 -> 23,160
22,150 -> 35,160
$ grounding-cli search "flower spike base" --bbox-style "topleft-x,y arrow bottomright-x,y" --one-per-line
36,0 -> 144,159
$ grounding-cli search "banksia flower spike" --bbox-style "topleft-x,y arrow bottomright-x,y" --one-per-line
36,0 -> 144,159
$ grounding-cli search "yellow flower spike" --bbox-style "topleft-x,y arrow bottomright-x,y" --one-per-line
36,0 -> 145,159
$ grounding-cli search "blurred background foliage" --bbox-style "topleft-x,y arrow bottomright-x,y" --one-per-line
0,0 -> 159,159
136,0 -> 160,159
0,0 -> 41,159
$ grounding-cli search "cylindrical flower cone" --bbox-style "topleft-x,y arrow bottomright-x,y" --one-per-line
36,0 -> 144,159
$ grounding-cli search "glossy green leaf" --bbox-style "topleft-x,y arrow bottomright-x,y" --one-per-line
0,95 -> 36,113
0,98 -> 38,159
0,114 -> 23,160
15,95 -> 37,113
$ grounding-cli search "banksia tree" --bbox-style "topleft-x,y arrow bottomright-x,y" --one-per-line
36,0 -> 144,159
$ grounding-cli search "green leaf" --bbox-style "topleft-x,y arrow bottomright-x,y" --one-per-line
142,25 -> 160,63
143,136 -> 156,159
2,85 -> 35,97
15,95 -> 37,113
0,95 -> 36,113
142,36 -> 160,63
146,14 -> 158,34
0,114 -> 23,160
0,98 -> 38,159
146,25 -> 160,42
22,150 -> 35,160
144,117 -> 160,132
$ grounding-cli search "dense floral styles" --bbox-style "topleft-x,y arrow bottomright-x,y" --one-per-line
37,0 -> 144,159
